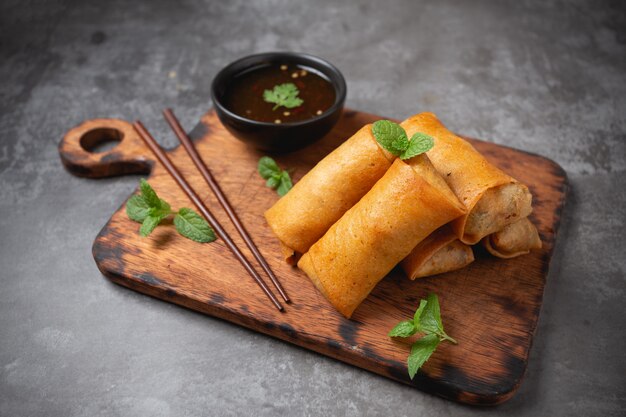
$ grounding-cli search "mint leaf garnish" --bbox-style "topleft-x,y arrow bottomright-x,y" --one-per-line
372,120 -> 408,154
140,178 -> 161,208
139,213 -> 167,237
266,176 -> 281,188
258,156 -> 281,179
126,195 -> 151,223
174,208 -> 217,243
258,156 -> 293,196
126,179 -> 216,243
413,299 -> 428,328
418,294 -> 442,335
263,83 -> 303,111
389,293 -> 457,379
276,171 -> 293,196
392,135 -> 409,154
408,334 -> 440,379
148,201 -> 172,219
400,133 -> 434,160
388,320 -> 417,338
372,120 -> 435,160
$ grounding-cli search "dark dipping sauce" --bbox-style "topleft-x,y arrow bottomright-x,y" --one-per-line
223,64 -> 336,124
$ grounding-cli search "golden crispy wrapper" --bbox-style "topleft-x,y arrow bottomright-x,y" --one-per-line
264,115 -> 436,263
298,155 -> 465,318
405,112 -> 533,244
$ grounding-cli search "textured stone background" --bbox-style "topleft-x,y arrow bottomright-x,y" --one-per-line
1,0 -> 625,416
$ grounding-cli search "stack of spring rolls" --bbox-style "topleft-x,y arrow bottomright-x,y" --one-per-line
265,113 -> 541,318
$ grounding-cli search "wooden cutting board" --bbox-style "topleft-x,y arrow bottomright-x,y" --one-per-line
59,109 -> 567,406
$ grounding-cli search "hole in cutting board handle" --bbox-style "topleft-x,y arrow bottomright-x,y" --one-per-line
79,128 -> 123,154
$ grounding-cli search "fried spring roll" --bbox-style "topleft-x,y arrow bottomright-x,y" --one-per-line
406,113 -> 533,244
483,217 -> 542,259
401,226 -> 474,280
265,116 -> 430,263
298,156 -> 466,318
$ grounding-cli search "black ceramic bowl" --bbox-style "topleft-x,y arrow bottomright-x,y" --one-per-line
211,52 -> 346,152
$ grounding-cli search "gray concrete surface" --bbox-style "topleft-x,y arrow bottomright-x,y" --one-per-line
1,0 -> 625,415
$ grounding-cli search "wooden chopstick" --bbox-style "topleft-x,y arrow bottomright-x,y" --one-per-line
162,108 -> 290,303
133,121 -> 284,312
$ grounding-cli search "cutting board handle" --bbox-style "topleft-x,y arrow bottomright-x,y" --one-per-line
59,118 -> 154,178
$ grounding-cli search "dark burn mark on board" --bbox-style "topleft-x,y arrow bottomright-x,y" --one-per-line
547,159 -> 567,180
208,293 -> 225,305
92,230 -> 127,274
503,354 -> 526,382
491,294 -> 534,320
278,323 -> 297,339
540,249 -> 553,278
327,339 -> 341,350
264,322 -> 276,331
136,272 -> 163,286
361,344 -> 387,363
386,361 -> 410,382
92,239 -> 125,267
439,364 -> 480,397
385,364 -> 454,401
93,222 -> 142,269
338,320 -> 359,346
436,357 -> 524,404
165,288 -> 177,298
60,159 -> 92,177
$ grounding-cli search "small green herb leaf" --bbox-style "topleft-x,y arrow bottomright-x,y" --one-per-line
413,299 -> 428,328
424,293 -> 457,343
137,179 -> 172,217
126,195 -> 150,223
140,179 -> 161,208
407,334 -> 440,379
127,180 -> 215,244
372,120 -> 408,155
392,135 -> 410,154
258,156 -> 293,196
263,83 -> 303,111
400,133 -> 435,160
266,175 -> 281,188
258,156 -> 281,179
388,320 -> 417,338
276,171 -> 293,196
420,293 -> 443,335
372,120 -> 435,159
389,293 -> 457,379
139,213 -> 167,237
149,200 -> 172,219
174,208 -> 216,243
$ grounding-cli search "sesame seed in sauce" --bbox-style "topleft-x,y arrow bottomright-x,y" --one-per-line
274,119 -> 282,124
291,72 -> 299,78
316,110 -> 323,115
280,65 -> 288,70
283,111 -> 290,116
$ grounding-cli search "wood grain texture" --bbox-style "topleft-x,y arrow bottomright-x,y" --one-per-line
59,109 -> 567,405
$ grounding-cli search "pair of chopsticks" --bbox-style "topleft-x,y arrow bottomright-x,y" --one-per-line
133,109 -> 289,311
